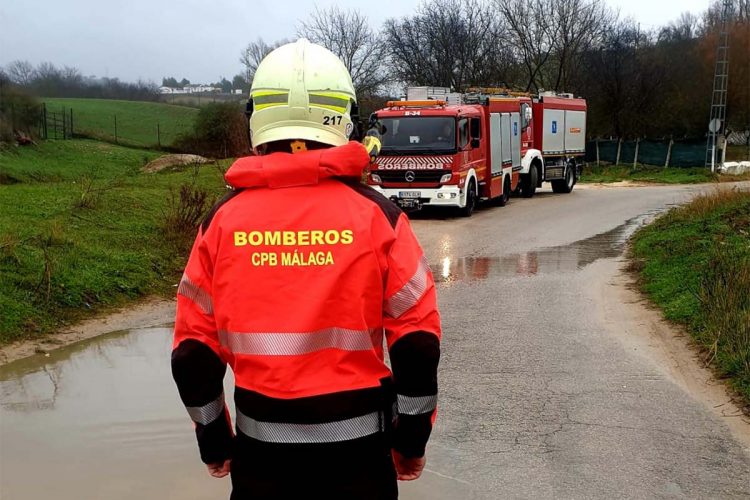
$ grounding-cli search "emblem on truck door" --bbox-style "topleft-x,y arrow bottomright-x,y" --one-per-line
405,171 -> 416,182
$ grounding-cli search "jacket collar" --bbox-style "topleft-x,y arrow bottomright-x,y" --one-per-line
225,142 -> 369,189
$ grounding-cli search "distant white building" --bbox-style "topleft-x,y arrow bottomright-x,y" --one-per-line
159,85 -> 220,94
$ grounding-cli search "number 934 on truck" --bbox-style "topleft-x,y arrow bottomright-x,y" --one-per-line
366,87 -> 587,217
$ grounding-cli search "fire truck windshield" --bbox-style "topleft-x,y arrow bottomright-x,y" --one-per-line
379,117 -> 456,154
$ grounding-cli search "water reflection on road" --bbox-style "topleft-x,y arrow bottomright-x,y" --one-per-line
0,327 -> 232,500
432,212 -> 656,283
0,328 -> 475,499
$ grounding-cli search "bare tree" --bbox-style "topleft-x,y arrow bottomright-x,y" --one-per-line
298,6 -> 387,97
239,38 -> 288,84
5,60 -> 36,86
495,0 -> 560,92
384,0 -> 512,92
549,0 -> 615,90
659,12 -> 701,42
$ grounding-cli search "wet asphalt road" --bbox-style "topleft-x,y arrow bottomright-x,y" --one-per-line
403,183 -> 750,499
2,183 -> 750,499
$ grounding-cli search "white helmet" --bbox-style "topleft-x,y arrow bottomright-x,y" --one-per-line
248,39 -> 357,149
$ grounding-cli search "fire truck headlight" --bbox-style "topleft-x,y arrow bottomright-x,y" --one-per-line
370,173 -> 382,184
439,173 -> 452,183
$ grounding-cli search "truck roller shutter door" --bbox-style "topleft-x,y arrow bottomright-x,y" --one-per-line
564,110 -> 586,154
511,112 -> 521,169
490,113 -> 503,176
500,113 -> 512,166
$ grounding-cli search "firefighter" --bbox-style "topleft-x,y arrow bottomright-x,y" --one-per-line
171,38 -> 441,500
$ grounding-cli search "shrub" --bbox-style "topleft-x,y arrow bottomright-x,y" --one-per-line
162,177 -> 217,250
174,102 -> 250,158
0,76 -> 41,143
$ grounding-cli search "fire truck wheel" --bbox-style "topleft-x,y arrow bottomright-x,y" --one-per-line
497,175 -> 511,207
521,165 -> 538,198
551,165 -> 575,194
459,179 -> 477,217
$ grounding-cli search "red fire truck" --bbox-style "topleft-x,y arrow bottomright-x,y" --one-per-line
366,88 -> 587,216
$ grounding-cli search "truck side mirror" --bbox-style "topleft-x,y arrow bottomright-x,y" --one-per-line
521,104 -> 532,130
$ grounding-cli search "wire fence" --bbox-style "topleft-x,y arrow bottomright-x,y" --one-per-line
38,102 -> 196,149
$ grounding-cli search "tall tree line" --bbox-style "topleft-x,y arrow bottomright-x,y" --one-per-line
242,0 -> 749,139
2,61 -> 159,101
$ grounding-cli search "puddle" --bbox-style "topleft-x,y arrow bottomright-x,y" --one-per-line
0,326 -> 233,500
0,327 -> 460,500
433,211 -> 663,283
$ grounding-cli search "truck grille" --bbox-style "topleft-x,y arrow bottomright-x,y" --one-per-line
377,170 -> 451,183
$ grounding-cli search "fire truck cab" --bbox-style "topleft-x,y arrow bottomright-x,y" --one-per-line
366,87 -> 587,216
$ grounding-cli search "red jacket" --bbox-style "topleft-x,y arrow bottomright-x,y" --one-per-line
172,142 -> 441,464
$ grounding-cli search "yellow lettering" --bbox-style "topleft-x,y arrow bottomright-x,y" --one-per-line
298,230 -> 310,246
281,252 -> 292,265
248,231 -> 263,246
325,251 -> 334,265
234,232 -> 248,246
283,231 -> 296,246
324,230 -> 340,245
251,252 -> 278,266
264,231 -> 281,246
341,229 -> 354,245
311,230 -> 325,246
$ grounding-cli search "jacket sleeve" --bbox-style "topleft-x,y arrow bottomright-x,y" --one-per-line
383,213 -> 441,458
171,227 -> 233,465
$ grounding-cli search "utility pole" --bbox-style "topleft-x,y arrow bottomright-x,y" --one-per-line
705,0 -> 734,172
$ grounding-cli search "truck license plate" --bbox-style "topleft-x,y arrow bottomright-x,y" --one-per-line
397,199 -> 420,209
399,191 -> 421,199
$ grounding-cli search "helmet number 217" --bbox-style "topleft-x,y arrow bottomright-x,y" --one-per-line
323,115 -> 342,126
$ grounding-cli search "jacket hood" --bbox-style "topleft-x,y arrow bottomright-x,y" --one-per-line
225,141 -> 369,189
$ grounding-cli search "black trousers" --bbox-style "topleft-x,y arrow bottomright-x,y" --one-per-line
229,432 -> 398,500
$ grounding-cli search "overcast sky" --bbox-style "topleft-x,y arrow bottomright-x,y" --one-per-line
0,0 -> 711,85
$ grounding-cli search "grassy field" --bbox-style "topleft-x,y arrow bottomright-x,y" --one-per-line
43,98 -> 198,148
630,189 -> 750,406
581,165 -> 750,184
0,139 -> 228,344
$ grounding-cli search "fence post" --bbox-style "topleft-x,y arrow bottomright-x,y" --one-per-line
157,122 -> 161,148
70,109 -> 74,137
114,115 -> 118,144
62,107 -> 67,139
615,138 -> 622,166
596,139 -> 600,167
633,138 -> 640,168
43,103 -> 48,139
10,103 -> 15,132
665,138 -> 673,168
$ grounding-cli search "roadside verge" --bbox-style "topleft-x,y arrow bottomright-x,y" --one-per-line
628,188 -> 750,409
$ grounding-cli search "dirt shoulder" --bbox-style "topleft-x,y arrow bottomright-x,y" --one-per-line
596,262 -> 750,450
0,296 -> 175,365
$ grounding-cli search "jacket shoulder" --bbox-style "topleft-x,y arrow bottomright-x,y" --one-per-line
339,180 -> 402,229
201,188 -> 244,233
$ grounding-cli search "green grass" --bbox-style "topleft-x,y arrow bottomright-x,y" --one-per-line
631,190 -> 750,406
43,98 -> 198,148
0,139 -> 228,344
580,165 -> 750,184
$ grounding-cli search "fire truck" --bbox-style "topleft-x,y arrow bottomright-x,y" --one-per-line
366,87 -> 587,216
